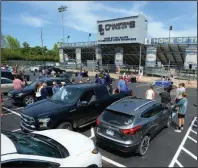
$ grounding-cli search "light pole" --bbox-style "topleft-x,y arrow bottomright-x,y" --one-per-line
58,5 -> 67,43
168,25 -> 172,72
139,44 -> 142,70
88,33 -> 91,42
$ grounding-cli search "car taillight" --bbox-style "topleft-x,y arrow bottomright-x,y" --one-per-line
96,118 -> 101,126
121,125 -> 142,135
130,91 -> 133,96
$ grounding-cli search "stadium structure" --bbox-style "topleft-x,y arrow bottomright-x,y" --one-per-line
58,14 -> 197,72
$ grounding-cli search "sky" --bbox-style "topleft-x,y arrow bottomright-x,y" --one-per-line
2,1 -> 197,49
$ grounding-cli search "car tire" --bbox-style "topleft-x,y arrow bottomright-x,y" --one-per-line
165,114 -> 172,128
87,165 -> 98,168
57,122 -> 73,131
23,95 -> 35,106
136,135 -> 150,156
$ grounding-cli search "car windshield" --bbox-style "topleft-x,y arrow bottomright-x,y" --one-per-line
3,132 -> 67,158
51,87 -> 82,104
101,109 -> 135,126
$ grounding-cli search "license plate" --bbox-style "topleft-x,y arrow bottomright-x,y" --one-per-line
106,129 -> 114,136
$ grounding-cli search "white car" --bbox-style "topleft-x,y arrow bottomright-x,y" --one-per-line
1,77 -> 13,94
29,66 -> 39,72
1,129 -> 102,168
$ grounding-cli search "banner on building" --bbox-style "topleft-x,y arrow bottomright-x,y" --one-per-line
146,46 -> 157,67
75,48 -> 81,64
97,14 -> 147,44
184,46 -> 197,69
115,47 -> 123,66
150,36 -> 197,45
59,49 -> 64,63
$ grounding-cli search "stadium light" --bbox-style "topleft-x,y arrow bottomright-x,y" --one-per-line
168,25 -> 173,72
58,5 -> 67,43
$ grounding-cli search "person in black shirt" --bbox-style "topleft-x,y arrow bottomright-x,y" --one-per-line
159,87 -> 171,105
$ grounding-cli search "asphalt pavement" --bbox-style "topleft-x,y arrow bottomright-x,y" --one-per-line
1,70 -> 197,167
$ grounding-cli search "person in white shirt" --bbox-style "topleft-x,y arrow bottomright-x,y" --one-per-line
35,82 -> 43,101
145,85 -> 155,100
175,83 -> 186,103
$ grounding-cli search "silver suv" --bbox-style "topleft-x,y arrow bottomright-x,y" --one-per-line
95,97 -> 171,156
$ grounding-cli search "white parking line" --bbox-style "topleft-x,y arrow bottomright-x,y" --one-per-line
89,127 -> 95,139
193,124 -> 197,127
169,117 -> 197,167
191,129 -> 197,134
175,160 -> 183,167
14,107 -> 24,110
12,129 -> 21,132
2,107 -> 21,117
188,136 -> 197,143
102,156 -> 126,167
182,147 -> 197,160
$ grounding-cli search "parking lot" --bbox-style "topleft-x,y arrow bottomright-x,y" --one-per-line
1,70 -> 197,167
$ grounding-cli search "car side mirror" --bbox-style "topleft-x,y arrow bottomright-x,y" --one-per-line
81,101 -> 88,107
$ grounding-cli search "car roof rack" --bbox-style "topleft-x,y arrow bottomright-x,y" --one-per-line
134,100 -> 154,111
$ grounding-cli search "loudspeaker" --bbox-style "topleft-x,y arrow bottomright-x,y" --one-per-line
189,64 -> 192,70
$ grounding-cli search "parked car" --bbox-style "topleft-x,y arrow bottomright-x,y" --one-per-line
7,77 -> 71,106
20,83 -> 133,133
95,97 -> 172,156
1,130 -> 102,167
1,77 -> 13,94
29,66 -> 40,72
48,67 -> 66,74
1,70 -> 14,80
39,65 -> 54,72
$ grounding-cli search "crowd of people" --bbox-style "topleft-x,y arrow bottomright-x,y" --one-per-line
2,64 -> 190,134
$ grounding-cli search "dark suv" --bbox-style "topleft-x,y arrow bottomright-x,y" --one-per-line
8,77 -> 71,106
95,97 -> 171,156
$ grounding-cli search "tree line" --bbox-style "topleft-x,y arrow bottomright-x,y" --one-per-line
1,34 -> 60,62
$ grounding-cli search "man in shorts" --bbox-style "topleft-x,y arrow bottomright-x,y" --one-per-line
174,92 -> 188,133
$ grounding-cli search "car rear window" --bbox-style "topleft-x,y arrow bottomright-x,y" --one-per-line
101,110 -> 135,126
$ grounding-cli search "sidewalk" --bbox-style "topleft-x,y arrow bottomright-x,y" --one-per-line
66,69 -> 197,88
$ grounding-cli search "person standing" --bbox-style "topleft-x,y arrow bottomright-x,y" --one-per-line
35,82 -> 43,101
174,92 -> 188,133
159,87 -> 171,105
41,82 -> 48,99
60,81 -> 66,89
175,83 -> 185,103
145,85 -> 155,100
104,72 -> 110,86
95,74 -> 102,84
13,76 -> 25,90
52,81 -> 60,95
116,76 -> 128,94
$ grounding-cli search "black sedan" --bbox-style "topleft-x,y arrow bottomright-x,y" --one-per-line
7,77 -> 71,106
95,97 -> 172,156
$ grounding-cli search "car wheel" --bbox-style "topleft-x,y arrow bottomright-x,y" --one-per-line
23,96 -> 35,106
136,135 -> 150,156
165,114 -> 172,128
87,165 -> 98,168
57,122 -> 73,131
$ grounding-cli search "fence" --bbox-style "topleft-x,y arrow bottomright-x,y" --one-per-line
5,60 -> 197,81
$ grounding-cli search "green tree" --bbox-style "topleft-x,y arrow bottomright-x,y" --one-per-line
21,41 -> 30,55
5,35 -> 20,50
